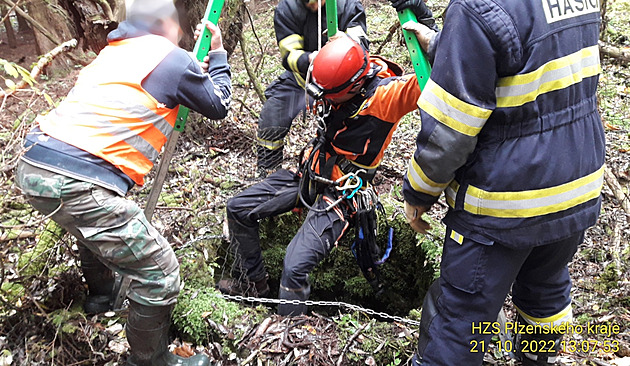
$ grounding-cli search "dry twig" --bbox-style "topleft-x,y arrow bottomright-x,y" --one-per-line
604,165 -> 630,215
1,38 -> 78,98
599,40 -> 630,65
337,321 -> 369,366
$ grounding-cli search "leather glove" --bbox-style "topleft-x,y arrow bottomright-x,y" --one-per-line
389,0 -> 439,32
404,201 -> 432,234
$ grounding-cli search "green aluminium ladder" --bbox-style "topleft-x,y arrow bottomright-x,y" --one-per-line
143,0 -> 225,220
397,9 -> 432,90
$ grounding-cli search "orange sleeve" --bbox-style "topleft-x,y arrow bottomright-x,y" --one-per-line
359,73 -> 421,123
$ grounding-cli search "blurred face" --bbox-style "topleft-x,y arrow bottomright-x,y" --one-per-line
163,17 -> 183,45
303,0 -> 325,12
324,80 -> 364,105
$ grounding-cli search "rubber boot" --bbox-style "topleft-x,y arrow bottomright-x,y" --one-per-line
514,314 -> 563,365
277,284 -> 310,316
126,300 -> 210,366
79,246 -> 115,314
217,274 -> 269,297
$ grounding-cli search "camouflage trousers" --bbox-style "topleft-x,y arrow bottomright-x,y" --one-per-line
15,160 -> 180,307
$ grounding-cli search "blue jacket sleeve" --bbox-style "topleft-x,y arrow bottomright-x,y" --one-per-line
143,48 -> 232,120
402,1 -> 501,207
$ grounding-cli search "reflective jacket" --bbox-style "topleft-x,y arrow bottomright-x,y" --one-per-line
402,0 -> 605,247
274,0 -> 368,86
307,58 -> 420,184
38,35 -> 179,186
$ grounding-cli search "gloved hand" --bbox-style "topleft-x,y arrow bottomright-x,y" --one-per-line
389,0 -> 439,32
404,200 -> 432,234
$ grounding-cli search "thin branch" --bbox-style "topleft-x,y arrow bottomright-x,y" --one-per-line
376,22 -> 400,55
0,0 -> 20,25
244,3 -> 264,57
239,36 -> 267,103
599,40 -> 630,66
243,3 -> 266,74
0,38 -> 77,97
0,0 -> 60,45
95,0 -> 114,20
337,322 -> 369,366
604,165 -> 630,215
0,200 -> 64,230
236,97 -> 260,118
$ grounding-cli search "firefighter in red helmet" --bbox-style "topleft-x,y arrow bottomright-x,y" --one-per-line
219,35 -> 424,315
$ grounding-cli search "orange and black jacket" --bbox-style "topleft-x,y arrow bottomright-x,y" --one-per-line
307,58 -> 421,184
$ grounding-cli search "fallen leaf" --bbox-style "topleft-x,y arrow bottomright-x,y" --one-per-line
173,343 -> 195,358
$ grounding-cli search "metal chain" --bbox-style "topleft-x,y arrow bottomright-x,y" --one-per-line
175,229 -> 422,326
219,293 -> 421,327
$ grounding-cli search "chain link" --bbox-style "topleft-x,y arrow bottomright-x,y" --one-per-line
219,293 -> 421,327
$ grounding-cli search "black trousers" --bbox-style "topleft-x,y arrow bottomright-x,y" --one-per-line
256,71 -> 311,170
414,228 -> 583,365
226,169 -> 351,314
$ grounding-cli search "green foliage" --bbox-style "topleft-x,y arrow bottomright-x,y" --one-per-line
172,287 -> 266,350
595,263 -> 620,292
178,248 -> 218,289
18,220 -> 67,276
0,282 -> 25,308
0,58 -> 34,90
50,307 -> 85,335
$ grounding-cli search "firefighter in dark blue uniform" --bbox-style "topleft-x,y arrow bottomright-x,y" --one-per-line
255,0 -> 369,177
396,0 -> 605,365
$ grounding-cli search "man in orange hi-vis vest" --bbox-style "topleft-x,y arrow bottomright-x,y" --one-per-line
15,1 -> 230,365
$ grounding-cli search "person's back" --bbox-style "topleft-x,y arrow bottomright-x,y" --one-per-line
401,1 -> 604,365
406,0 -> 604,245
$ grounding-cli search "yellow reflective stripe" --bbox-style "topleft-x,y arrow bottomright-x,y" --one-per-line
406,157 -> 449,196
496,45 -> 601,108
287,50 -> 306,74
449,229 -> 464,244
278,34 -> 304,58
257,136 -> 284,150
349,99 -> 369,118
345,159 -> 379,170
463,165 -> 604,218
294,72 -> 306,88
417,79 -> 492,137
516,304 -> 572,326
445,181 -> 459,208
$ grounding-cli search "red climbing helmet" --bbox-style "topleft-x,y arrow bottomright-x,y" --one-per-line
308,36 -> 370,101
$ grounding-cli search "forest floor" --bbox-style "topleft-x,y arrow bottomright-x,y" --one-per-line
1,0 -> 629,365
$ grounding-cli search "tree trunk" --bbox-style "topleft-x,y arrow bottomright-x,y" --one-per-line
17,0 -> 123,74
24,0 -> 78,73
177,0 -> 244,58
2,5 -> 17,48
15,5 -> 29,32
71,0 -> 119,53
